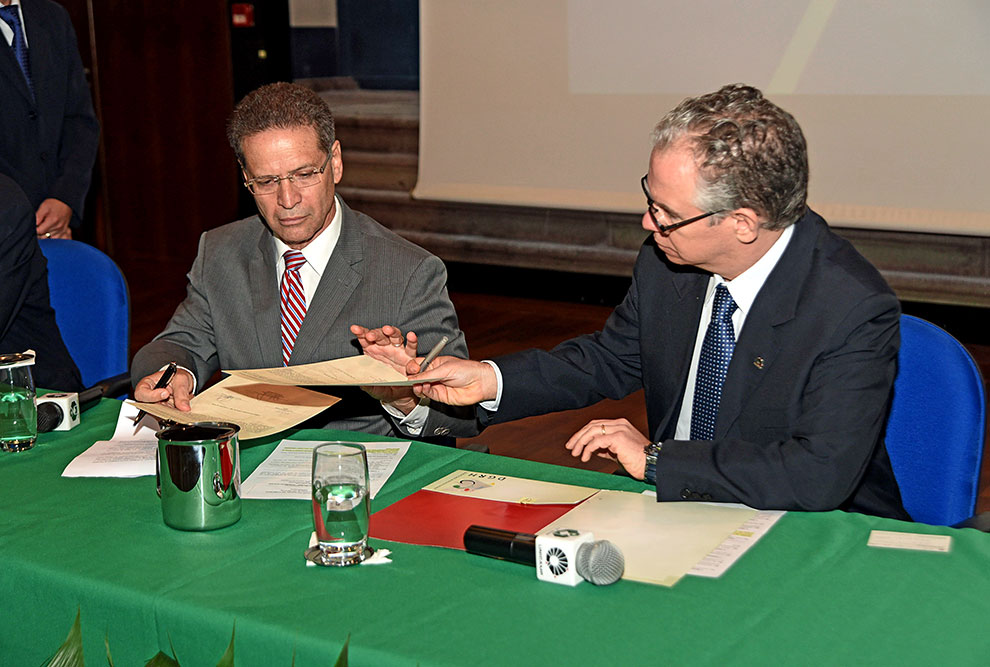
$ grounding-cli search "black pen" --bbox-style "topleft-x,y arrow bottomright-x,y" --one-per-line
134,361 -> 178,425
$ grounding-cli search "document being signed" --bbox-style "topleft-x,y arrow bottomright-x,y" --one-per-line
127,374 -> 339,439
225,355 -> 438,387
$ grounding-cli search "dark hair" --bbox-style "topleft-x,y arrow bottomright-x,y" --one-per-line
651,84 -> 808,230
226,82 -> 336,165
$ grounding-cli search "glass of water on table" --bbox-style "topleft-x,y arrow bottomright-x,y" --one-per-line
308,442 -> 372,566
0,352 -> 37,453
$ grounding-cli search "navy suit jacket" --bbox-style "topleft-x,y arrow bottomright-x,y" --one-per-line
488,210 -> 908,519
0,0 -> 99,222
0,173 -> 82,391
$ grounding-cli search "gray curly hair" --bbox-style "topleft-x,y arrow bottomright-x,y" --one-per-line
651,84 -> 808,230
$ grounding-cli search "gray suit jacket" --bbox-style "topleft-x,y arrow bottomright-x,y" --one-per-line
131,198 -> 467,437
0,0 -> 99,222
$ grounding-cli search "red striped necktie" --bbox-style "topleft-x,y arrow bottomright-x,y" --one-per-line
280,250 -> 307,365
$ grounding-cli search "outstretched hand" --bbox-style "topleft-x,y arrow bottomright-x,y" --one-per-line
564,418 -> 649,479
350,324 -> 420,413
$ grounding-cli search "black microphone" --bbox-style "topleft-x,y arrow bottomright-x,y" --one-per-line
464,525 -> 536,565
463,525 -> 625,586
37,384 -> 106,433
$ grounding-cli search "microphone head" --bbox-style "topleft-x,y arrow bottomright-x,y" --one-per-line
36,401 -> 64,433
575,540 -> 624,585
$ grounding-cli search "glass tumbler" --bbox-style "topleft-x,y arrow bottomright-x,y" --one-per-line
310,442 -> 371,566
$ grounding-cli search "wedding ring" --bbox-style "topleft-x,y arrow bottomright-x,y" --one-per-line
600,424 -> 607,436
44,232 -> 52,238
392,342 -> 403,347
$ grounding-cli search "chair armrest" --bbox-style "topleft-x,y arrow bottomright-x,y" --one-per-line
953,512 -> 990,532
90,372 -> 132,401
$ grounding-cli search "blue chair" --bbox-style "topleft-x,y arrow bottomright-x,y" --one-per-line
885,314 -> 986,526
38,239 -> 130,392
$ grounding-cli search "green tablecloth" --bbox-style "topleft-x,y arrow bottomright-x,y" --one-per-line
2,399 -> 989,666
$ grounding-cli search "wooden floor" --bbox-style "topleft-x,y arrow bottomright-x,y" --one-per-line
130,267 -> 990,515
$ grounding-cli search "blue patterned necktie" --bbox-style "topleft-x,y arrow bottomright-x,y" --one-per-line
0,5 -> 33,98
690,283 -> 738,440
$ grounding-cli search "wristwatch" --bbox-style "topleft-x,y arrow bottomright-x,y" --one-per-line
643,441 -> 662,485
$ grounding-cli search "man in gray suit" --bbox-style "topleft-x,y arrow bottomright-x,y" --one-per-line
132,83 -> 466,438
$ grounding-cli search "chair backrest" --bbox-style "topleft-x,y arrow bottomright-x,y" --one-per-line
885,314 -> 986,525
38,239 -> 130,388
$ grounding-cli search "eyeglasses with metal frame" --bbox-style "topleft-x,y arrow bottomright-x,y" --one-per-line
243,152 -> 333,195
640,174 -> 723,233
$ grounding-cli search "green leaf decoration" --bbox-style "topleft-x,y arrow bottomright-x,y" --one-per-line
215,623 -> 235,667
333,634 -> 350,667
144,652 -> 179,667
44,608 -> 84,667
144,634 -> 179,666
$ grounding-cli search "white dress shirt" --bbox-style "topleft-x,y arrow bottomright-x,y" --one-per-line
271,194 -> 343,293
673,224 -> 794,438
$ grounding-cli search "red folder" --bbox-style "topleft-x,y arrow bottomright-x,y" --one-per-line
370,489 -> 579,549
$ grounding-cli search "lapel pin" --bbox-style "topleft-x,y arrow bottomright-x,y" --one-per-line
753,356 -> 765,369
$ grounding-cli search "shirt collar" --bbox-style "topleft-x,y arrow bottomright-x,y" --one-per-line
272,194 -> 343,277
709,223 -> 795,317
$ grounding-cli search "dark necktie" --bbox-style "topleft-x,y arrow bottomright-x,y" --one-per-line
280,250 -> 307,366
0,6 -> 33,98
690,283 -> 738,440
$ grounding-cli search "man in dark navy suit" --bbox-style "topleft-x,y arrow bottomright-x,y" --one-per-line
0,0 -> 99,239
0,173 -> 82,390
369,84 -> 908,520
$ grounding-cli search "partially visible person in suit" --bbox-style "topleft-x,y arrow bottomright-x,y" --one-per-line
0,0 -> 99,240
131,82 -> 467,438
362,84 -> 909,519
0,173 -> 82,390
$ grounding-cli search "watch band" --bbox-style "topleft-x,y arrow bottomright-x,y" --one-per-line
643,441 -> 662,485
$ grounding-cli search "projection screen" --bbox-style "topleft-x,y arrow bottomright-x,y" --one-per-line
415,0 -> 990,236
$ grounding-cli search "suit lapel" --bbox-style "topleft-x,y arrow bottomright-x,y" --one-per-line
653,267 -> 708,440
249,225 -> 283,368
715,213 -> 820,437
22,0 -> 52,104
288,200 -> 362,363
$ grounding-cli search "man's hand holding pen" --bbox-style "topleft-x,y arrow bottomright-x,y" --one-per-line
134,362 -> 196,412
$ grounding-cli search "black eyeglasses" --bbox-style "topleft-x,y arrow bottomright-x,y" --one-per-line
640,174 -> 722,233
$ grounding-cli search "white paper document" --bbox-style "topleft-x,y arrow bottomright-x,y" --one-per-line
688,509 -> 786,577
62,403 -> 160,478
241,439 -> 411,500
424,469 -> 598,505
226,355 -> 442,387
541,490 -> 757,587
127,375 -> 340,439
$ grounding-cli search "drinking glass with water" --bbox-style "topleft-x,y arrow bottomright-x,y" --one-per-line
0,352 -> 37,453
310,442 -> 371,566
